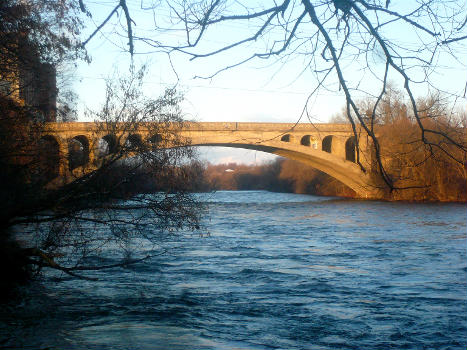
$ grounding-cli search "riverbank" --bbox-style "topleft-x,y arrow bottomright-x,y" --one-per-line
194,159 -> 467,202
104,158 -> 466,202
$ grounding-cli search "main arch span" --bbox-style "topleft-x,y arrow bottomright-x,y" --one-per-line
43,122 -> 384,199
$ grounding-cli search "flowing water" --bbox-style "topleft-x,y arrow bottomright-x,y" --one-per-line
2,191 -> 467,349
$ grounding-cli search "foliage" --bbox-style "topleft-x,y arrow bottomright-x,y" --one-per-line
0,0 -> 85,99
374,95 -> 467,201
330,88 -> 467,200
0,0 -> 84,62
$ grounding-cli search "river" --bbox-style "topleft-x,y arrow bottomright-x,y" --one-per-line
2,191 -> 466,349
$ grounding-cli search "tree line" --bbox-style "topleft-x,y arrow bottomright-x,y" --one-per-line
351,88 -> 466,201
196,160 -> 356,198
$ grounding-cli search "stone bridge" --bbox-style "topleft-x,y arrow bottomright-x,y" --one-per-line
42,122 -> 384,198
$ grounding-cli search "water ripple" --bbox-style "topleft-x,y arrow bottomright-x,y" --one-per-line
2,191 -> 466,350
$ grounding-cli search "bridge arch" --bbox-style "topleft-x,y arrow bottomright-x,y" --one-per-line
300,135 -> 311,146
126,133 -> 143,149
281,134 -> 292,142
146,133 -> 164,150
345,136 -> 356,163
98,134 -> 118,157
322,135 -> 333,153
147,133 -> 162,144
300,135 -> 318,149
68,135 -> 90,170
192,141 -> 378,198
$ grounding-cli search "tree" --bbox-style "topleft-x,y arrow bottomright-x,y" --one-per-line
0,0 -> 86,120
81,0 -> 467,193
0,1 -> 203,295
374,93 -> 467,200
328,85 -> 466,200
1,66 -> 203,296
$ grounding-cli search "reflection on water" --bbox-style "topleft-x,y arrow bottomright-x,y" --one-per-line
1,191 -> 466,350
74,323 -> 225,350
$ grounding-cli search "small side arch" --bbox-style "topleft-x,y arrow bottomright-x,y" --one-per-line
322,135 -> 333,153
147,133 -> 163,148
281,134 -> 292,142
97,134 -> 118,158
345,136 -> 356,163
300,135 -> 311,146
300,135 -> 318,149
68,135 -> 90,170
126,133 -> 143,149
